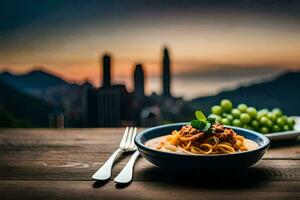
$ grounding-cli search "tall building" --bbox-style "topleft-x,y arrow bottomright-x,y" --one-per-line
102,54 -> 111,88
162,47 -> 171,96
97,85 -> 129,127
86,53 -> 131,127
86,89 -> 98,127
134,63 -> 145,97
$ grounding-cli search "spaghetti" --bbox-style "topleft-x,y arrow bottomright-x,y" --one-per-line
154,124 -> 250,155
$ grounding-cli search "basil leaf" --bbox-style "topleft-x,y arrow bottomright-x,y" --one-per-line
203,122 -> 211,132
195,110 -> 206,122
207,117 -> 216,124
191,120 -> 206,130
190,120 -> 201,129
198,121 -> 206,130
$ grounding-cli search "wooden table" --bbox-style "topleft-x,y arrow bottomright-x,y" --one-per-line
0,129 -> 299,200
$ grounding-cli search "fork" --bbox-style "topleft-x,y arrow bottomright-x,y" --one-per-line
114,149 -> 139,184
92,127 -> 137,180
113,130 -> 140,184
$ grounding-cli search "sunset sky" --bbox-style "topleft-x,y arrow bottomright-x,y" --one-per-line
1,0 -> 300,86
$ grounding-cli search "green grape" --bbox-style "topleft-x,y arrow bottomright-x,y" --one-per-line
256,113 -> 263,121
272,108 -> 282,117
251,120 -> 260,130
220,99 -> 233,112
272,125 -> 280,133
247,107 -> 257,118
208,114 -> 217,118
243,124 -> 253,130
211,105 -> 223,115
266,120 -> 273,128
260,127 -> 269,134
210,103 -> 292,133
276,117 -> 285,127
283,125 -> 290,131
260,116 -> 269,126
237,104 -> 248,113
226,114 -> 234,122
240,113 -> 251,124
222,113 -> 228,117
256,110 -> 268,120
220,118 -> 230,125
208,114 -> 221,123
286,117 -> 295,128
281,115 -> 288,122
232,119 -> 242,127
260,108 -> 269,113
267,112 -> 277,122
231,108 -> 241,118
258,109 -> 268,115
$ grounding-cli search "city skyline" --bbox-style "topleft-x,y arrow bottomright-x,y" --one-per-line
1,0 -> 300,86
86,46 -> 172,127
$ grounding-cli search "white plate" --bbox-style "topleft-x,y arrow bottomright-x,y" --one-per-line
265,116 -> 300,141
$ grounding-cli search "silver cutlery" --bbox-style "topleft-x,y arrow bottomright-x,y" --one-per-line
114,150 -> 140,184
92,127 -> 137,180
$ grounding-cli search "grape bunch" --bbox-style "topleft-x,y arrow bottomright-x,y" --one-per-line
210,99 -> 295,134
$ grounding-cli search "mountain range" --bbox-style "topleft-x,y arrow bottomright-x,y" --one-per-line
191,71 -> 300,116
0,78 -> 56,127
0,70 -> 68,89
0,70 -> 93,127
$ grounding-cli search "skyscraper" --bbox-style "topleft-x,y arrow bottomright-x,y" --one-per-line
102,54 -> 111,88
134,63 -> 145,97
86,52 -> 131,127
162,47 -> 171,96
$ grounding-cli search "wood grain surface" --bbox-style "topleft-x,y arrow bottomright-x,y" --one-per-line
0,128 -> 299,200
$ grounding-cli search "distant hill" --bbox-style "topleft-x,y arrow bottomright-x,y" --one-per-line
0,69 -> 93,98
0,70 -> 75,91
0,105 -> 32,127
0,70 -> 93,127
191,71 -> 300,116
0,78 -> 57,127
176,66 -> 282,79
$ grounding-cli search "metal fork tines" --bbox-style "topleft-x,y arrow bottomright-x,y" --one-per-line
92,127 -> 137,180
119,127 -> 137,151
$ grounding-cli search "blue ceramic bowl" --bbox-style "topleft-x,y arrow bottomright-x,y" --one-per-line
135,123 -> 270,171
